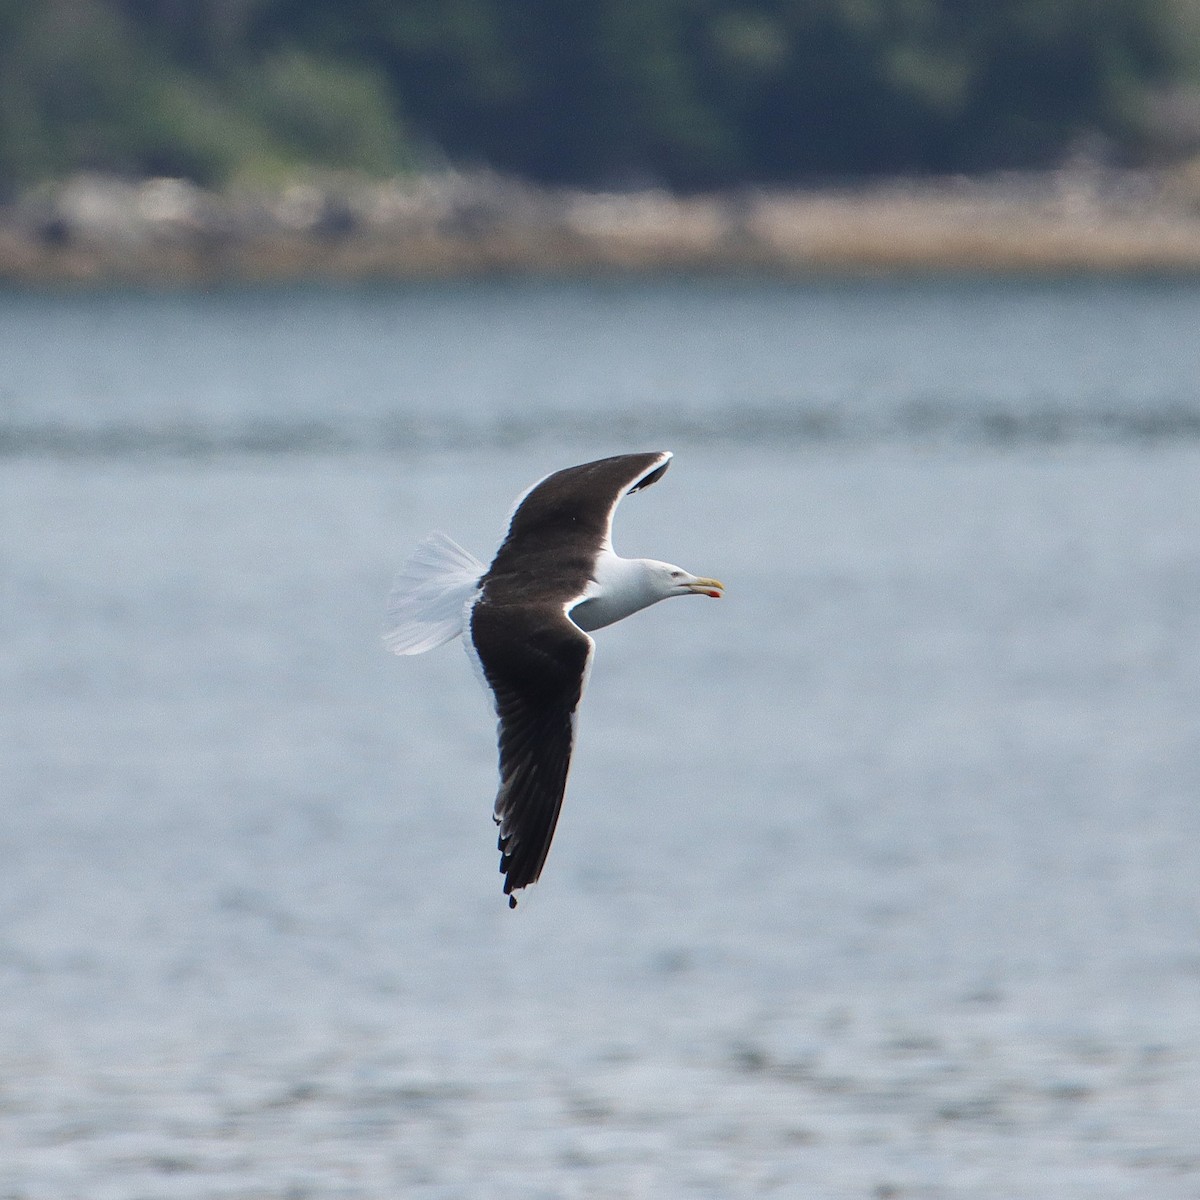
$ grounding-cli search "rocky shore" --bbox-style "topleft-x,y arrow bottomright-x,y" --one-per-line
4,166 -> 1200,284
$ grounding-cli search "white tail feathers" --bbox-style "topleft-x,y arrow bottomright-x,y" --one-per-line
384,531 -> 486,655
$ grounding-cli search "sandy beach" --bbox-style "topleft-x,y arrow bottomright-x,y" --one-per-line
5,166 -> 1200,284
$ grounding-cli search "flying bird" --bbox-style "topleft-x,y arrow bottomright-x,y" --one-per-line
385,451 -> 723,906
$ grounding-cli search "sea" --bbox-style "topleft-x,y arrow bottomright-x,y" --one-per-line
2,277 -> 1199,1199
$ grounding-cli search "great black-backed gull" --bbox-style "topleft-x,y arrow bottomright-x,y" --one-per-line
385,451 -> 723,907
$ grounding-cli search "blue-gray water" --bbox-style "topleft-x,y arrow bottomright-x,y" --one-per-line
2,279 -> 1199,1198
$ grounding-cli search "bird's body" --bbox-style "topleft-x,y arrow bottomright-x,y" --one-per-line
385,452 -> 723,906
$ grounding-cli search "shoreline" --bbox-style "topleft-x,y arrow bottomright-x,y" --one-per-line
4,167 -> 1200,284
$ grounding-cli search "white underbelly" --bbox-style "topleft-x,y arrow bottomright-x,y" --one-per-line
568,550 -> 654,632
569,592 -> 633,632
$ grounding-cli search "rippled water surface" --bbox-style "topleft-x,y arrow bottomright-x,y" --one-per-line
3,279 -> 1199,1198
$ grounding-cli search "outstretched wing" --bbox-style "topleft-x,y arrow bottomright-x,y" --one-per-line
468,601 -> 594,904
483,452 -> 672,605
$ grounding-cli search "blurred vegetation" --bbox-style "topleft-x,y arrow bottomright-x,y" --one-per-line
2,0 -> 1199,193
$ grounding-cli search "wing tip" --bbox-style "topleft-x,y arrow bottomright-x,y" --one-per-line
497,818 -> 549,906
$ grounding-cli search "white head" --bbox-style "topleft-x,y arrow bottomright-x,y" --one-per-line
642,559 -> 725,602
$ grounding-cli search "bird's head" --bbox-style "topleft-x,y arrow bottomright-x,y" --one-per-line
648,560 -> 725,600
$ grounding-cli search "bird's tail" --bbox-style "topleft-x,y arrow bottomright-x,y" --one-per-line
384,531 -> 486,655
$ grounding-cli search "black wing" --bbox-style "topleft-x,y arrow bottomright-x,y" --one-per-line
482,452 -> 672,607
469,601 -> 594,904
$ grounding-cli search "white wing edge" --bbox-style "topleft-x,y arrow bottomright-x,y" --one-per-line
384,530 -> 485,655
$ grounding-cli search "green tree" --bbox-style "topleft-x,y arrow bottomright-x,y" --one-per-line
2,0 -> 1197,192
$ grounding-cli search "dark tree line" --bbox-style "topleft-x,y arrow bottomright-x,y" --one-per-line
2,0 -> 1197,192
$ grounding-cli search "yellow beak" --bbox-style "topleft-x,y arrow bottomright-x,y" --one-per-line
687,577 -> 725,598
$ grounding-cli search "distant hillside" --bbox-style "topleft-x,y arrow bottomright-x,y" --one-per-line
3,0 -> 1200,193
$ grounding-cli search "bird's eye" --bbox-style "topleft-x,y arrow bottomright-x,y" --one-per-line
671,570 -> 684,579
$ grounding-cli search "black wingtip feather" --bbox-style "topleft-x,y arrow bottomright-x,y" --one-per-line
628,458 -> 670,493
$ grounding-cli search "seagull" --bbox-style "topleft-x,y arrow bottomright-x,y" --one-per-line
385,451 -> 723,906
